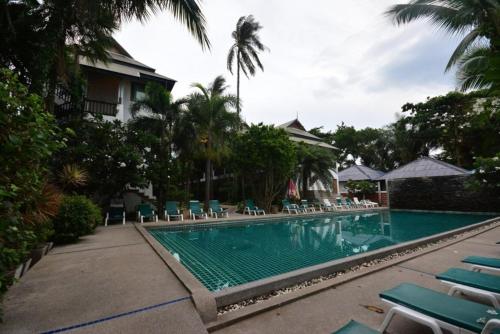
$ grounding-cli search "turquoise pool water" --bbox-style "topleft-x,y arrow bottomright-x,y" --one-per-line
148,211 -> 493,292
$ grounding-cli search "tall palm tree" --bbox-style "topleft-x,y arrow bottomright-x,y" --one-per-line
187,76 -> 240,208
227,15 -> 268,117
386,0 -> 500,91
130,82 -> 186,218
296,144 -> 337,198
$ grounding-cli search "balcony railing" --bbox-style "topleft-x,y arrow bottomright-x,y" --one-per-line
55,85 -> 118,117
84,98 -> 118,116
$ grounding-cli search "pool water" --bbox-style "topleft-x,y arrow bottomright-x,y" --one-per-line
149,211 -> 493,292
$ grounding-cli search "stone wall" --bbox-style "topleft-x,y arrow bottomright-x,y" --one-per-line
388,175 -> 500,213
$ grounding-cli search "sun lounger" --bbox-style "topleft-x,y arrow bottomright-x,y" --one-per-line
463,256 -> 500,273
243,199 -> 266,215
345,198 -> 358,208
164,201 -> 183,222
336,198 -> 350,210
137,203 -> 158,223
209,200 -> 229,218
437,268 -> 500,308
362,199 -> 379,207
323,198 -> 342,211
300,199 -> 316,212
105,205 -> 125,226
379,283 -> 500,334
282,199 -> 303,214
332,320 -> 378,334
189,200 -> 208,220
353,197 -> 372,208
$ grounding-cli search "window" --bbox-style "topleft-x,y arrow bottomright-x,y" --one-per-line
131,82 -> 145,101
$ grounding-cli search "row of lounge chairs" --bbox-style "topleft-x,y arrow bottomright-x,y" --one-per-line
105,196 -> 380,225
334,255 -> 500,334
139,200 -> 230,223
105,200 -> 230,224
281,198 -> 379,214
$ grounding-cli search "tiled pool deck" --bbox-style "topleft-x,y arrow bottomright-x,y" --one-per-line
0,212 -> 498,334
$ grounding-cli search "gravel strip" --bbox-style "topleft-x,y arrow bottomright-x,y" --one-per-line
217,222 -> 496,315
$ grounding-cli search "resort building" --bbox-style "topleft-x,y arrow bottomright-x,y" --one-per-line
55,39 -> 175,123
278,119 -> 339,199
338,164 -> 388,205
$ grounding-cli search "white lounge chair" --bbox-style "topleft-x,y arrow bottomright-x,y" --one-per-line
353,197 -> 371,208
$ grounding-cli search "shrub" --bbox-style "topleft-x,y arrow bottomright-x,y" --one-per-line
51,196 -> 101,243
0,68 -> 60,316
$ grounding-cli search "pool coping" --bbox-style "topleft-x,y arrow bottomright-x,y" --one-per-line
136,212 -> 500,324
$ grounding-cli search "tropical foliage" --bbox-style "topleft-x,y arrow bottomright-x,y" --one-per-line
386,0 -> 500,92
54,116 -> 146,206
51,196 -> 102,243
296,143 -> 336,197
312,91 -> 499,172
232,124 -> 297,211
186,76 -> 240,207
129,83 -> 187,217
227,15 -> 267,116
0,69 -> 61,308
345,180 -> 377,199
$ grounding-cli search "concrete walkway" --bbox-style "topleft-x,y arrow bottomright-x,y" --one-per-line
0,224 -> 207,334
213,225 -> 500,334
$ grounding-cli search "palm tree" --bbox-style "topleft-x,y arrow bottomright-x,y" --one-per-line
187,76 -> 240,208
130,82 -> 186,218
227,15 -> 268,117
386,0 -> 500,91
296,144 -> 337,198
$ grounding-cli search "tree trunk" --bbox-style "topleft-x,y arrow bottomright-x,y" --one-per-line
301,168 -> 307,199
236,51 -> 241,119
204,158 -> 211,209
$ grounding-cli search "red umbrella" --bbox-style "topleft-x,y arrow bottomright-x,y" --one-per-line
287,179 -> 300,200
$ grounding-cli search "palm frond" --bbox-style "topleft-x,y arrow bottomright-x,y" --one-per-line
227,46 -> 236,73
115,0 -> 210,50
456,46 -> 494,91
446,28 -> 481,70
386,3 -> 470,35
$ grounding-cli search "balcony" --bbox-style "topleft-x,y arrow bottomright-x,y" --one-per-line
55,86 -> 118,117
84,98 -> 118,116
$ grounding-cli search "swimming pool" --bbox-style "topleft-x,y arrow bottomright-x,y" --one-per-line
148,210 -> 493,292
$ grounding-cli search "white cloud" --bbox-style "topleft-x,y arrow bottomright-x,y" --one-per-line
115,0 -> 461,131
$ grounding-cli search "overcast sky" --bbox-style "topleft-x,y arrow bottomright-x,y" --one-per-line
115,0 -> 461,132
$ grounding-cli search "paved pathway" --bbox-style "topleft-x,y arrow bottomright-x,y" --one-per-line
0,224 -> 207,334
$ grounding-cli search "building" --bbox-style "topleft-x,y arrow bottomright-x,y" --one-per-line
55,40 -> 176,211
278,119 -> 339,199
377,156 -> 471,208
55,39 -> 175,123
338,164 -> 387,205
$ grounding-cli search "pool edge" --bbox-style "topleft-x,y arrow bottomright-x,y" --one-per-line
136,213 -> 500,324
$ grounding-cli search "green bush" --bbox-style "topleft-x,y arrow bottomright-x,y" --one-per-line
52,196 -> 101,243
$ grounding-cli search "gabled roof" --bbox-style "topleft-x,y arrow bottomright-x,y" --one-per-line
338,165 -> 385,182
79,40 -> 176,90
377,157 -> 470,180
278,119 -> 337,150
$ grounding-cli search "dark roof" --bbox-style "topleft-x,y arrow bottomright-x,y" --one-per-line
278,119 -> 337,150
338,165 -> 385,182
378,157 -> 471,180
79,40 -> 176,88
